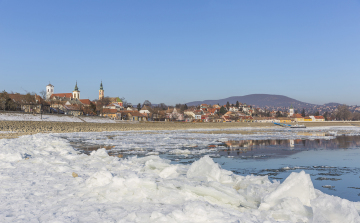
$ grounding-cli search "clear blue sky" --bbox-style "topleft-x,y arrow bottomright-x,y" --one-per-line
1,0 -> 359,105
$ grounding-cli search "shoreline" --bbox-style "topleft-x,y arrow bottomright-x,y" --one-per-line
1,120 -> 360,139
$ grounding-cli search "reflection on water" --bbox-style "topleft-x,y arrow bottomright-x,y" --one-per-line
218,135 -> 360,159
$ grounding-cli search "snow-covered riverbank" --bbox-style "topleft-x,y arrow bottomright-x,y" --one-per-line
1,133 -> 359,222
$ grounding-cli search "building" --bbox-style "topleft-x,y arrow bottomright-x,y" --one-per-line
49,82 -> 81,101
46,83 -> 54,100
72,82 -> 80,100
99,81 -> 104,100
309,116 -> 325,121
288,105 -> 294,117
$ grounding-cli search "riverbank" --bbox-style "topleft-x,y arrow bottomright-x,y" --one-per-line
1,120 -> 360,139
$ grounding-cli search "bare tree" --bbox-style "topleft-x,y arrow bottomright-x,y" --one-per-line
336,105 -> 351,121
39,90 -> 46,100
96,97 -> 111,114
142,100 -> 151,107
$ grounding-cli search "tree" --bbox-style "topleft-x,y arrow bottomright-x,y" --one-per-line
219,106 -> 227,115
39,90 -> 46,100
137,103 -> 141,111
96,97 -> 111,114
0,91 -> 16,111
235,101 -> 239,107
157,103 -> 167,110
301,108 -> 306,117
323,111 -> 328,121
142,100 -> 151,107
226,101 -> 230,110
314,111 -> 320,116
120,97 -> 129,107
276,111 -> 283,117
184,104 -> 188,110
336,105 -> 351,121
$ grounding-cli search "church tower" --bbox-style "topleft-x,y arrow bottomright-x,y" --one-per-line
289,105 -> 294,117
72,81 -> 80,100
46,83 -> 54,100
99,81 -> 104,100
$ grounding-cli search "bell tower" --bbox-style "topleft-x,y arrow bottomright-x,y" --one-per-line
99,81 -> 104,100
72,81 -> 80,100
46,83 -> 54,100
289,105 -> 294,117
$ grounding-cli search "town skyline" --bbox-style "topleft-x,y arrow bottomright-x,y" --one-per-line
1,1 -> 359,105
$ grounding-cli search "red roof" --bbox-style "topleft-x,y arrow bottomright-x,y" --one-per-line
102,109 -> 118,114
51,93 -> 73,99
314,116 -> 324,119
79,99 -> 91,105
291,114 -> 303,118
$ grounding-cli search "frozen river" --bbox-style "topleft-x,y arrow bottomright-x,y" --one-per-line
65,127 -> 360,202
1,126 -> 360,222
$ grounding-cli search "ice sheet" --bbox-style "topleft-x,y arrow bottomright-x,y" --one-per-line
0,133 -> 360,222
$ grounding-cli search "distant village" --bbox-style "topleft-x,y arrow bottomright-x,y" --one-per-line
0,81 -> 359,122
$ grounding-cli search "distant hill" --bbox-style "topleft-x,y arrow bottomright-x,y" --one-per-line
185,94 -> 317,108
324,102 -> 342,107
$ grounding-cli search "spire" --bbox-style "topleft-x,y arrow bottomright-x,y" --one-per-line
74,81 -> 79,91
100,81 -> 103,90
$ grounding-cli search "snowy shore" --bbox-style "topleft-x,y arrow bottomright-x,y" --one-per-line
1,112 -> 360,140
0,132 -> 360,222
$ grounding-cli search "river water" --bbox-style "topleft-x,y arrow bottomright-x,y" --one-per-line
62,127 -> 360,202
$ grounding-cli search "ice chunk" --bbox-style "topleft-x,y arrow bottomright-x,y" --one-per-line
90,148 -> 109,157
259,171 -> 316,210
187,155 -> 233,184
159,166 -> 179,179
86,171 -> 113,187
312,193 -> 360,222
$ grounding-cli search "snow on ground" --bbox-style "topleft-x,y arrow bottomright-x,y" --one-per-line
1,132 -> 360,222
0,113 -> 116,123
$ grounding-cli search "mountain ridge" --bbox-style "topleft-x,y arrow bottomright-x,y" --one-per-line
185,94 -> 318,108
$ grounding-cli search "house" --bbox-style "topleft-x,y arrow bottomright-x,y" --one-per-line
277,117 -> 292,123
102,108 -> 118,119
63,104 -> 83,116
310,116 -> 325,122
103,103 -> 123,111
108,97 -> 123,107
239,116 -> 254,122
79,99 -> 91,106
291,114 -> 304,122
253,117 -> 276,123
207,108 -> 218,115
194,112 -> 202,120
212,104 -> 221,109
8,93 -> 44,113
304,116 -> 312,122
117,110 -> 147,121
200,104 -> 209,109
140,105 -> 152,114
229,106 -> 239,112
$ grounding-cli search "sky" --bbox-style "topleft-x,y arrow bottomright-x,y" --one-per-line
0,0 -> 359,106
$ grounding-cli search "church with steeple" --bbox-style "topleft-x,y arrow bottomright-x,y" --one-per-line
72,81 -> 80,100
45,81 -> 81,101
99,81 -> 104,100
